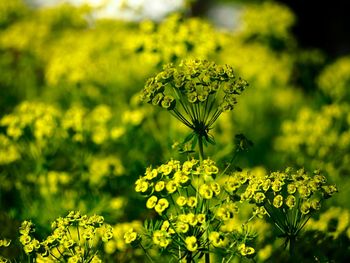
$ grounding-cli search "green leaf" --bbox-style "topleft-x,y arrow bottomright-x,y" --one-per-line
206,133 -> 216,145
183,132 -> 195,144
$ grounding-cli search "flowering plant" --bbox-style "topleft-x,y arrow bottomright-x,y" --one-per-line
225,168 -> 337,256
18,211 -> 113,262
133,59 -> 338,262
140,59 -> 248,158
134,158 -> 255,262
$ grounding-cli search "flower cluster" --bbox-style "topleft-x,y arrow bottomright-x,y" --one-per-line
19,211 -> 113,262
226,168 -> 337,242
0,101 -> 61,142
103,220 -> 144,262
140,59 -> 247,144
238,1 -> 295,47
135,14 -> 224,64
88,156 -> 125,187
134,158 -> 255,261
275,104 -> 350,178
141,59 -> 246,111
0,102 -> 134,149
0,134 -> 19,165
317,56 -> 350,102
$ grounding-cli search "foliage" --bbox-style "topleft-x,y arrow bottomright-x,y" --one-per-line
0,0 -> 349,262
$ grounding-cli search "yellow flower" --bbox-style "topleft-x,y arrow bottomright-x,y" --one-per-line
182,159 -> 197,173
197,214 -> 206,224
210,182 -> 221,195
68,255 -> 83,263
63,238 -> 74,249
238,243 -> 255,256
176,196 -> 187,207
19,234 -> 31,245
225,178 -> 241,193
216,207 -> 231,221
24,243 -> 34,254
90,256 -> 102,263
155,198 -> 169,215
271,180 -> 283,192
199,184 -> 213,199
187,213 -> 198,226
261,179 -> 271,192
153,230 -> 170,248
285,195 -> 296,208
287,183 -> 297,194
124,229 -> 138,244
154,181 -> 165,192
161,221 -> 175,234
273,195 -> 283,208
0,239 -> 11,247
145,168 -> 159,180
185,236 -> 198,252
298,185 -> 311,198
159,164 -> 172,175
187,196 -> 198,208
209,231 -> 227,247
253,206 -> 267,218
135,178 -> 149,193
241,189 -> 253,201
254,192 -> 266,204
146,196 -> 158,209
176,222 -> 189,233
178,174 -> 190,185
178,214 -> 188,223
311,199 -> 321,210
166,180 -> 177,194
300,201 -> 311,215
205,164 -> 219,175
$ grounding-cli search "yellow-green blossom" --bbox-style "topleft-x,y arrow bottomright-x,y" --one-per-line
155,198 -> 169,215
185,236 -> 198,252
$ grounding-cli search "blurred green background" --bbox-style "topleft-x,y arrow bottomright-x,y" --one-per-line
1,0 -> 350,262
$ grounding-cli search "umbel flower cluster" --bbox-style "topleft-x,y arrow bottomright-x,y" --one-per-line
140,59 -> 248,146
134,158 -> 256,262
19,211 -> 113,262
225,168 -> 337,249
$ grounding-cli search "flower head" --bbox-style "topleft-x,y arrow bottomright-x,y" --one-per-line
140,59 -> 248,143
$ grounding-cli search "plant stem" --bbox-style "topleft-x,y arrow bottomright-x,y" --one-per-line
198,135 -> 205,162
140,244 -> 155,263
289,235 -> 296,260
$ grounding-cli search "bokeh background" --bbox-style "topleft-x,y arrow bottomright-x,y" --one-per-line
1,0 -> 350,262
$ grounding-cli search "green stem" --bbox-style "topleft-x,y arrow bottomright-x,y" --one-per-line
186,253 -> 192,263
197,135 -> 210,263
140,243 -> 155,263
288,235 -> 296,260
198,135 -> 205,162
